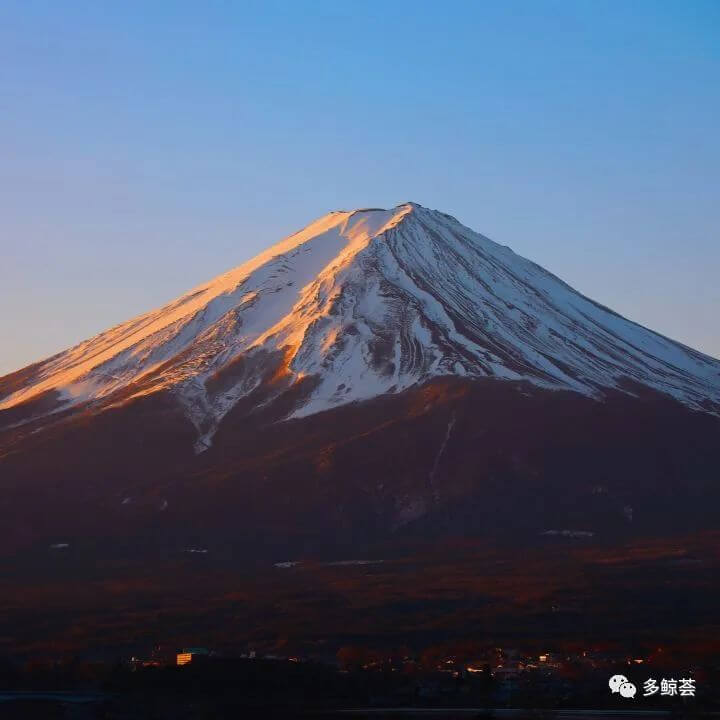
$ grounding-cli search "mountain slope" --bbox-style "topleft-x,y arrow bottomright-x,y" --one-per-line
2,202 -> 719,453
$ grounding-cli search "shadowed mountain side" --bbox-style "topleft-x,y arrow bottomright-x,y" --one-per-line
1,377 -> 718,561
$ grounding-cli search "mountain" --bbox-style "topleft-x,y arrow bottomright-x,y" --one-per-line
2,203 -> 718,449
1,202 -> 720,560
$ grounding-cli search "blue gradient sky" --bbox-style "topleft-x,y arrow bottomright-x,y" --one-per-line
2,0 -> 719,374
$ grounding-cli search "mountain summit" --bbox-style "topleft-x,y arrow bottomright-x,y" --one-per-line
2,202 -> 719,451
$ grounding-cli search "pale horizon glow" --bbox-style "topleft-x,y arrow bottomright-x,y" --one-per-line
2,1 -> 719,375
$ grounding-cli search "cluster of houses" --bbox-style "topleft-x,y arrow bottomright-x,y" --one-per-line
126,645 -> 695,705
130,646 -> 302,669
131,644 -> 644,674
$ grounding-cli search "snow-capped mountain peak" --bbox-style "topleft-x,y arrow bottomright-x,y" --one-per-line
2,202 -> 719,451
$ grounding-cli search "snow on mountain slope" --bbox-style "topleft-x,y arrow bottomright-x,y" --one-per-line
2,202 -> 719,450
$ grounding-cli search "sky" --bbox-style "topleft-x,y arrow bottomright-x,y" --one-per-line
2,0 -> 719,375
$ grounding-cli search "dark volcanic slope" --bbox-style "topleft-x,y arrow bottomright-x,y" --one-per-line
1,376 -> 719,560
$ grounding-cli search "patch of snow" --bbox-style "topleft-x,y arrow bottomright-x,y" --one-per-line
542,530 -> 595,538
